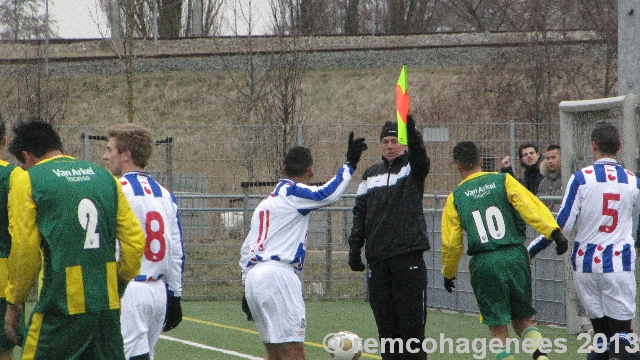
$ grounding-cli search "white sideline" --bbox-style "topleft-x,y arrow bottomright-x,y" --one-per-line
159,335 -> 264,359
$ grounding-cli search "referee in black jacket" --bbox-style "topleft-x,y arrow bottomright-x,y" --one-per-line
348,115 -> 431,359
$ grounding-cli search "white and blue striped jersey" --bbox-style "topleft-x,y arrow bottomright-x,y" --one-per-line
528,159 -> 640,273
240,164 -> 354,283
120,171 -> 185,297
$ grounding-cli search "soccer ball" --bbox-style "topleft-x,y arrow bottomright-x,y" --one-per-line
327,331 -> 363,360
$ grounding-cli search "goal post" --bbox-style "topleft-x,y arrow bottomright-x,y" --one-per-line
558,94 -> 639,334
560,94 -> 639,177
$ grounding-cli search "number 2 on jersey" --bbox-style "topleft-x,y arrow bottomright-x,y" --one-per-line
78,198 -> 100,249
471,206 -> 506,243
144,211 -> 167,262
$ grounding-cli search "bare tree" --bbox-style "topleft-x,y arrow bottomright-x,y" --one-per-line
219,0 -> 309,183
257,35 -> 308,179
386,0 -> 438,33
100,0 -> 154,39
99,0 -> 140,122
271,0 -> 343,35
575,0 -> 617,97
220,0 -> 274,182
344,0 -> 360,34
159,0 -> 182,37
183,0 -> 224,37
0,0 -> 48,39
1,45 -> 69,127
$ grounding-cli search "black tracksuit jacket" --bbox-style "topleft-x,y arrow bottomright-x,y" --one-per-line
348,135 -> 431,264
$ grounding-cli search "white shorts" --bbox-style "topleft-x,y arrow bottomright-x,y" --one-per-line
244,261 -> 306,343
121,280 -> 167,359
573,271 -> 636,320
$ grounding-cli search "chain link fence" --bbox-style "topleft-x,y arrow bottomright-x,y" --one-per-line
43,121 -> 566,324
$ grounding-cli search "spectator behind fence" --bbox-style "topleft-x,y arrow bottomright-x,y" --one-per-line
239,133 -> 367,360
442,140 -> 568,360
4,119 -> 146,359
500,143 -> 544,194
537,144 -> 563,213
528,123 -> 640,360
103,123 -> 185,360
348,115 -> 430,360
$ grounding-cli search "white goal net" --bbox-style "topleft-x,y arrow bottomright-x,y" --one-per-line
560,95 -> 639,176
558,94 -> 639,334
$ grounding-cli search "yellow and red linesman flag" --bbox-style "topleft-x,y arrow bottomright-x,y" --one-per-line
396,64 -> 410,145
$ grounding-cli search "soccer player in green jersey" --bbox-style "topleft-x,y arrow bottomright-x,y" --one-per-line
0,119 -> 24,360
441,141 -> 568,360
3,119 -> 146,360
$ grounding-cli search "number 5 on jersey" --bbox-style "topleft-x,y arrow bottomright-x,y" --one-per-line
472,206 -> 506,243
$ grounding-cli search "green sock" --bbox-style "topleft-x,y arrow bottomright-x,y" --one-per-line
521,326 -> 544,352
495,346 -> 515,360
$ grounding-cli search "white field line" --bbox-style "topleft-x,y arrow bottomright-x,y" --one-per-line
159,335 -> 264,360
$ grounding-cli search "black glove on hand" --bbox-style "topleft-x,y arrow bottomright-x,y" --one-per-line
346,132 -> 368,170
163,295 -> 183,332
407,114 -> 417,135
444,277 -> 456,293
550,229 -> 569,255
406,114 -> 421,143
348,250 -> 365,272
241,294 -> 253,321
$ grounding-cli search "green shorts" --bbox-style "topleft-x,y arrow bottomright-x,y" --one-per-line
22,309 -> 125,360
469,244 -> 536,326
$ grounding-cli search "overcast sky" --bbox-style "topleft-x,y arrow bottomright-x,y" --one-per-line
48,0 -> 271,39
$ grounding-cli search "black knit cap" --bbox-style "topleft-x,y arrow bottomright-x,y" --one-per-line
380,121 -> 398,140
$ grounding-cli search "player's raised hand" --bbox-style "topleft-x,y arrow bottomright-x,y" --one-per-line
346,132 -> 367,170
501,156 -> 511,167
550,229 -> 568,255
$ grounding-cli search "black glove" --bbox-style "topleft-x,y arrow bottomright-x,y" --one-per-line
346,132 -> 368,170
407,114 -> 417,135
163,295 -> 183,332
348,249 -> 365,272
444,277 -> 456,293
550,229 -> 568,255
241,294 -> 253,321
406,114 -> 422,143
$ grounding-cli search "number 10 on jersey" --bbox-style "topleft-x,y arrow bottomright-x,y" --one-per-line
471,206 -> 506,243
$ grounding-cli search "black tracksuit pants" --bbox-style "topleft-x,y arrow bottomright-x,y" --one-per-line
368,250 -> 428,360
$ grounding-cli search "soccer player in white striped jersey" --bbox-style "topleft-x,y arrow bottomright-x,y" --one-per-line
239,133 -> 367,360
528,122 -> 640,360
103,124 -> 185,360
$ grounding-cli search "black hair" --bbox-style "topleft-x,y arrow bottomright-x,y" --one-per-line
453,141 -> 480,171
591,122 -> 620,155
546,144 -> 560,152
518,143 -> 539,157
9,119 -> 63,163
283,146 -> 313,177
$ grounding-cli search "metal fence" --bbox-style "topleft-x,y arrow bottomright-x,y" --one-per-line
38,121 -> 565,324
172,193 -> 567,326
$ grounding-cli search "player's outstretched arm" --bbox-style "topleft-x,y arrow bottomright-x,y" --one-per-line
406,114 -> 430,180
